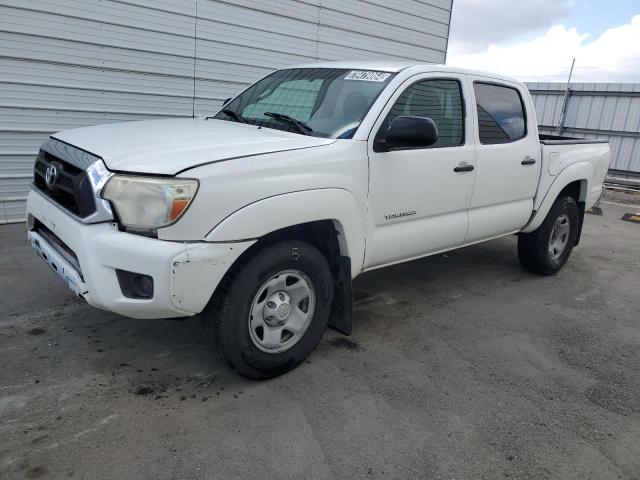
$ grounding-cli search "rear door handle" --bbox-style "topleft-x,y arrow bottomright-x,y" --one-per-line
453,163 -> 474,173
521,157 -> 536,165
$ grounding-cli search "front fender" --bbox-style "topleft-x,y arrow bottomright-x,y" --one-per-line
205,188 -> 365,277
522,162 -> 592,233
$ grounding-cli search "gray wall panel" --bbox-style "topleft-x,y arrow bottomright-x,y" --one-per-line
0,199 -> 26,224
0,0 -> 452,223
528,82 -> 640,174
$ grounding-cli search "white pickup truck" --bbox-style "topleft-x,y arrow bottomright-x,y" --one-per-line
27,62 -> 610,378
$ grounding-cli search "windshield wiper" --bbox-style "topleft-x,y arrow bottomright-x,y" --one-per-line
222,108 -> 248,124
263,112 -> 313,135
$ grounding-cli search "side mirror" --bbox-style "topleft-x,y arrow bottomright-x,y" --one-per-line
383,116 -> 438,151
222,97 -> 232,106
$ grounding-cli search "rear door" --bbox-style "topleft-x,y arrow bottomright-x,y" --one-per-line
466,79 -> 541,242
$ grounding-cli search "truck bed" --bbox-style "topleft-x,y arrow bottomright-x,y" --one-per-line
535,134 -> 610,213
539,133 -> 609,145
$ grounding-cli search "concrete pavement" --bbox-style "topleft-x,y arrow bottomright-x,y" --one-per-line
1,193 -> 639,479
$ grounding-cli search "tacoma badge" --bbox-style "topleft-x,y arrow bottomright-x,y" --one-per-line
384,210 -> 417,221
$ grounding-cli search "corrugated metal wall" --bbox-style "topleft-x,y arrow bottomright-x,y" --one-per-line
0,0 -> 453,223
527,82 -> 640,175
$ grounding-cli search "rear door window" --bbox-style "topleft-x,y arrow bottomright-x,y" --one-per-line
474,83 -> 526,144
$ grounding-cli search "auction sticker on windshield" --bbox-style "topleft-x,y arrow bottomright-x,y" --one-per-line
344,70 -> 391,82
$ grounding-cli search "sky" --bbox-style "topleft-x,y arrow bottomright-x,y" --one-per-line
447,0 -> 640,83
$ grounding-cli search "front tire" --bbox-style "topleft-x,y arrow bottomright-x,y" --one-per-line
202,240 -> 333,379
518,195 -> 579,276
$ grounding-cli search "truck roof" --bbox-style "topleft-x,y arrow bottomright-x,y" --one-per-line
288,61 -> 523,85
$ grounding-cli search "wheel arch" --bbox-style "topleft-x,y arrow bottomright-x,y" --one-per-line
205,188 -> 365,277
559,179 -> 587,245
207,217 -> 356,336
523,163 -> 592,234
559,179 -> 588,204
203,189 -> 362,335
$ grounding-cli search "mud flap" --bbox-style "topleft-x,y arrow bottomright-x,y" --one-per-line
575,201 -> 586,246
328,256 -> 353,335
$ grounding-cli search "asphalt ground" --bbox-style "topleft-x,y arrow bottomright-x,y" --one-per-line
1,191 -> 639,479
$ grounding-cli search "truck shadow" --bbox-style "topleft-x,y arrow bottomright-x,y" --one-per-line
353,235 -> 523,307
8,235 -> 527,397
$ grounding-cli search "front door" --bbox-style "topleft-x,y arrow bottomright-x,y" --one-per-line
364,74 -> 477,269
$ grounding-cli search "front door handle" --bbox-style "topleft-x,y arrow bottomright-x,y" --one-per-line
453,163 -> 475,173
521,156 -> 537,165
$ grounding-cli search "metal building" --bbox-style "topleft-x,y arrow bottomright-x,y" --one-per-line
527,82 -> 640,176
0,0 -> 453,223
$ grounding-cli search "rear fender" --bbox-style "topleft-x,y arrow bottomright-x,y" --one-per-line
523,162 -> 592,233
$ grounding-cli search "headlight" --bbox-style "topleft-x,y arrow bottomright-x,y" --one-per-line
102,175 -> 198,230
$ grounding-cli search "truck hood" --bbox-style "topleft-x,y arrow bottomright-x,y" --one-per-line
52,118 -> 336,175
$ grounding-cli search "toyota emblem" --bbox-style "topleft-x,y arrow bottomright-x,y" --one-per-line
45,163 -> 58,188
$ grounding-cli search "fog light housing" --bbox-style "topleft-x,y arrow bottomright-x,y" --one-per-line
116,269 -> 154,299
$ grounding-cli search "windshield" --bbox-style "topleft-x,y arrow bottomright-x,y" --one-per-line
213,68 -> 396,139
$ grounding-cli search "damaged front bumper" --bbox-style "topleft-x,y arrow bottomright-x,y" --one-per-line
27,189 -> 254,319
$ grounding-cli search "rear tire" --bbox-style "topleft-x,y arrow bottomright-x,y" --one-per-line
202,240 -> 333,379
518,195 -> 579,275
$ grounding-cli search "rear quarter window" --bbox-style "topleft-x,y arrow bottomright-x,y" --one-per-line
474,82 -> 526,144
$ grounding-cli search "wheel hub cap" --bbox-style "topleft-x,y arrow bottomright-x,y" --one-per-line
263,291 -> 292,326
248,270 -> 316,354
548,213 -> 571,260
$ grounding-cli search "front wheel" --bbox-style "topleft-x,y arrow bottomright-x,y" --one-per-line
518,195 -> 579,275
202,240 -> 333,379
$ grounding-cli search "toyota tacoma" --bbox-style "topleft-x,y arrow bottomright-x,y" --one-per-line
27,62 -> 610,378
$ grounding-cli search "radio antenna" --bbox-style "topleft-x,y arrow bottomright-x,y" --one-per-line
556,57 -> 575,136
192,2 -> 198,118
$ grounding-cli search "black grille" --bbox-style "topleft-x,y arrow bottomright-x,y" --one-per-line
33,150 -> 96,217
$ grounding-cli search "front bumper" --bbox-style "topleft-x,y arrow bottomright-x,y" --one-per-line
26,189 -> 254,319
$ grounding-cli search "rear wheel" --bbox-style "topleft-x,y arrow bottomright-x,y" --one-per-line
202,240 -> 333,379
518,195 -> 579,275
